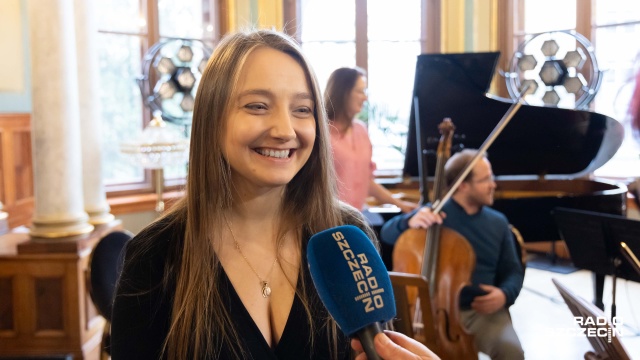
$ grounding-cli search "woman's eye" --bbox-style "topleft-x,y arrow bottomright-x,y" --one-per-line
244,103 -> 267,111
294,106 -> 313,116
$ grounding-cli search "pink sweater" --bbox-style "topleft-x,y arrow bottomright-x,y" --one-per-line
329,120 -> 375,210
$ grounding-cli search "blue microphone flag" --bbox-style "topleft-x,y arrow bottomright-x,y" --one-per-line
307,225 -> 396,336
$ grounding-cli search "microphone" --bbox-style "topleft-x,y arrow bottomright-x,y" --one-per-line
307,225 -> 396,360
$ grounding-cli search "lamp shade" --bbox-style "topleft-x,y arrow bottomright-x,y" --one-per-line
120,113 -> 189,169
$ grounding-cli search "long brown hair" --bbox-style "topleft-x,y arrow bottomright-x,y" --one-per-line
324,66 -> 367,124
154,29 -> 372,359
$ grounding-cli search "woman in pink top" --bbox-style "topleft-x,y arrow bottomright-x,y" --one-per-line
629,68 -> 640,205
325,67 -> 417,213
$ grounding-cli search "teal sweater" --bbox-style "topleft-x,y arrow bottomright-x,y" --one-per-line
380,199 -> 524,308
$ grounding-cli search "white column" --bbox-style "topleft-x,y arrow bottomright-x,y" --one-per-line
28,0 -> 93,238
74,0 -> 114,225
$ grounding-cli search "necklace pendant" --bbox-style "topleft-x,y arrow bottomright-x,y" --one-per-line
261,281 -> 271,298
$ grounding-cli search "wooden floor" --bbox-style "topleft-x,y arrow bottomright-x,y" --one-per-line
507,261 -> 640,360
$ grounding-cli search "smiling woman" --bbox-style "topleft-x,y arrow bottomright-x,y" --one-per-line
110,29 -> 369,360
223,48 -> 316,190
110,29 -> 439,360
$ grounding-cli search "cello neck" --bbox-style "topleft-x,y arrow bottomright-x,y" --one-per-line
421,118 -> 454,289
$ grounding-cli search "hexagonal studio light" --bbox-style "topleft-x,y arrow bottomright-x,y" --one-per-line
506,31 -> 602,109
128,39 -> 212,212
174,67 -> 196,91
137,39 -> 212,125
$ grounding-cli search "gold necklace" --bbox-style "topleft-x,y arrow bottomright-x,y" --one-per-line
223,216 -> 280,298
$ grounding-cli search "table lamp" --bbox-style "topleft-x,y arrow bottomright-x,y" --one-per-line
120,111 -> 189,212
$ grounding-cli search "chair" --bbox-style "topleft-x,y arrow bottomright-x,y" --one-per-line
388,271 -> 438,352
509,224 -> 528,271
552,278 -> 631,360
87,230 -> 133,360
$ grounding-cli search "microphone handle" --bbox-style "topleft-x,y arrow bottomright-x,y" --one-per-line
356,322 -> 384,360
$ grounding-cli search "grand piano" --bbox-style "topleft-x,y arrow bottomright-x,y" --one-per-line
383,51 -> 628,308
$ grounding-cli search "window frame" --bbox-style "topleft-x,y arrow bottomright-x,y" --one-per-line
289,0 -> 440,178
98,0 -> 225,202
498,0 -> 640,180
496,0 -> 591,95
286,0 -> 440,74
102,0 -> 639,214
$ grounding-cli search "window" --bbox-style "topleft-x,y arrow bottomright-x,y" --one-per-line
96,0 -> 220,196
513,0 -> 640,179
300,0 -> 640,179
591,0 -> 640,178
299,0 -> 429,173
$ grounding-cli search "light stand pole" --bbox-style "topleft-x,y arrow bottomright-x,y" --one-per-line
153,168 -> 165,213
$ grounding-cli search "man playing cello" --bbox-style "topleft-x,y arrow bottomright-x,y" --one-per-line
380,149 -> 525,360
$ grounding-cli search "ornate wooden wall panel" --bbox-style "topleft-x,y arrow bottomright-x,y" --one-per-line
0,113 -> 34,229
0,221 -> 122,359
0,277 -> 13,331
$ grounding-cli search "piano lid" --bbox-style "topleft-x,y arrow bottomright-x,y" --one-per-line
403,52 -> 624,180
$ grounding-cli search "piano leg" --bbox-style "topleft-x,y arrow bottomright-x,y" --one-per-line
593,273 -> 605,310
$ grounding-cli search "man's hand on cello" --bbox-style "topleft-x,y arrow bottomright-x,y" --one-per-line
408,207 -> 446,229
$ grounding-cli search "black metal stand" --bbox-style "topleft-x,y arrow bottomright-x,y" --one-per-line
611,257 -> 621,321
553,207 -> 640,315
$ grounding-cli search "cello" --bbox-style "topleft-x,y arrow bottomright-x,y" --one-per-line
391,96 -> 526,359
392,118 -> 478,359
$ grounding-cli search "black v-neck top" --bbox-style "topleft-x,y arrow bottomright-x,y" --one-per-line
111,215 -> 351,359
219,264 -> 346,359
